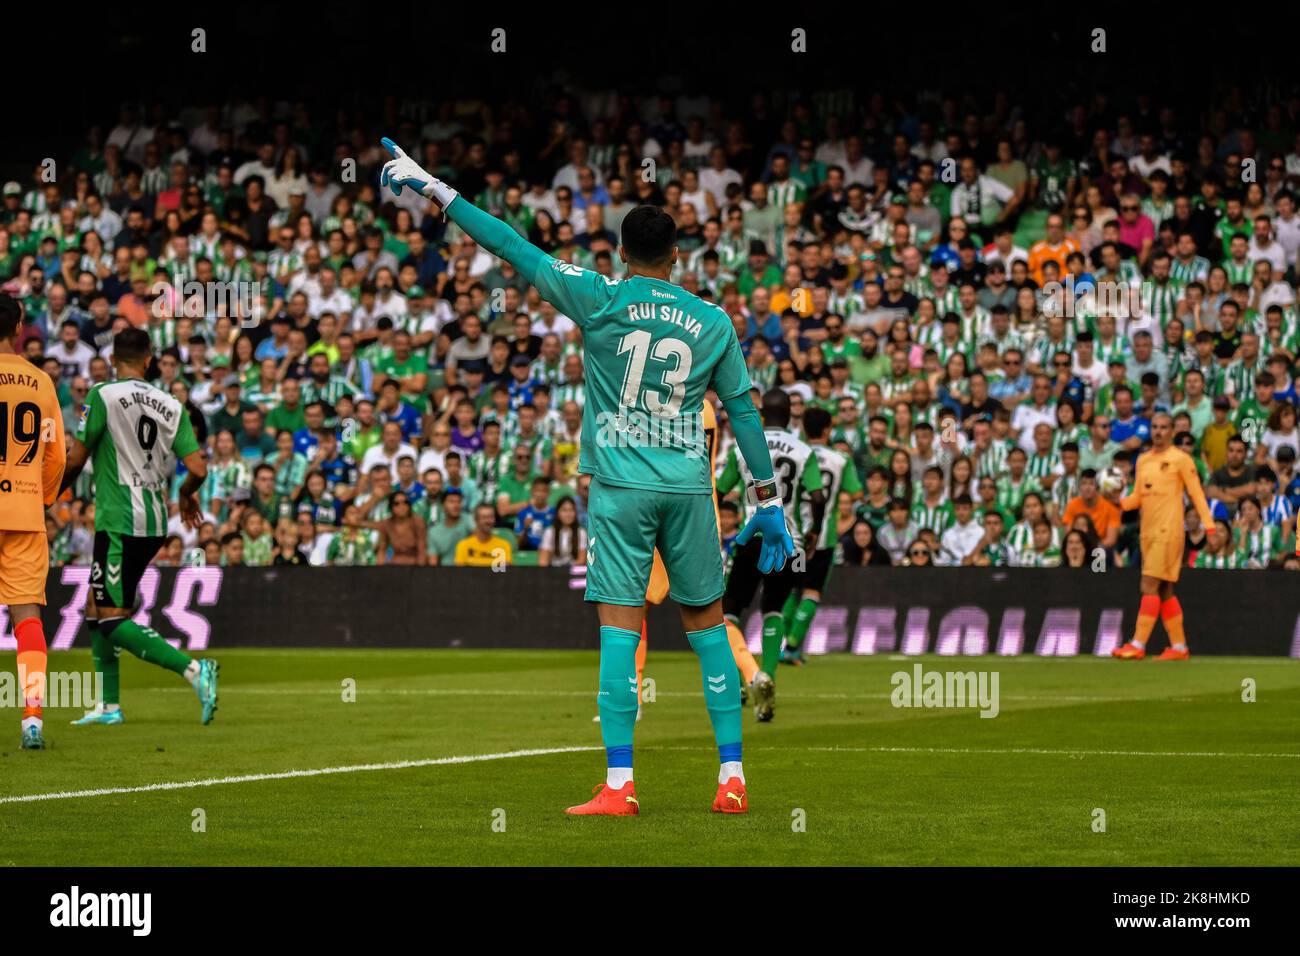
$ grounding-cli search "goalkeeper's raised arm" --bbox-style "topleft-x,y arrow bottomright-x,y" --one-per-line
381,137 -> 616,334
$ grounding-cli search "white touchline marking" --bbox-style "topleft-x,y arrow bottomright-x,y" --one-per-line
0,746 -> 600,805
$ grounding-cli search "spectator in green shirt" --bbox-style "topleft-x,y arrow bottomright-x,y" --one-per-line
345,399 -> 383,461
266,377 -> 307,435
736,240 -> 782,297
267,428 -> 310,499
373,329 -> 428,408
495,444 -> 536,529
209,375 -> 255,436
427,489 -> 474,565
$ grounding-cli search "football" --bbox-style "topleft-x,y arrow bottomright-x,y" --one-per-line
1099,466 -> 1126,494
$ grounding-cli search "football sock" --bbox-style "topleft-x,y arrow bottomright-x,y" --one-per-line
686,623 -> 742,778
1130,594 -> 1161,648
15,618 -> 46,728
1161,597 -> 1187,651
787,597 -> 819,649
597,625 -> 640,787
99,618 -> 193,677
720,760 -> 746,785
634,621 -> 647,699
760,611 -> 784,677
88,621 -> 121,710
724,617 -> 759,684
780,592 -> 798,637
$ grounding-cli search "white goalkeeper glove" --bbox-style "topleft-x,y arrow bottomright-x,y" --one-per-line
379,137 -> 459,207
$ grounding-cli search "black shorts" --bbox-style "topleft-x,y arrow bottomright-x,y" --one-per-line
795,547 -> 835,594
92,530 -> 165,611
722,536 -> 799,618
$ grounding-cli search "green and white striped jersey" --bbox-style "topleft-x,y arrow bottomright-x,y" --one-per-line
76,378 -> 200,536
1222,258 -> 1253,286
1170,256 -> 1210,284
719,426 -> 822,537
910,496 -> 955,537
803,443 -> 862,549
768,179 -> 807,210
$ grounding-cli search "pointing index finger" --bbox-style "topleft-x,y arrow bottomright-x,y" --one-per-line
380,137 -> 406,160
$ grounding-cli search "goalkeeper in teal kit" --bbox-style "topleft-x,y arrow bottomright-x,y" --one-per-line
382,139 -> 792,816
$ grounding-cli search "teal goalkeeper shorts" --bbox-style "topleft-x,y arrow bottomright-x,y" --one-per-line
585,476 -> 724,607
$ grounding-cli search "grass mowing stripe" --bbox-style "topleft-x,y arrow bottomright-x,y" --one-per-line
790,745 -> 1300,759
6,742 -> 1293,807
0,746 -> 600,805
133,686 -> 1204,703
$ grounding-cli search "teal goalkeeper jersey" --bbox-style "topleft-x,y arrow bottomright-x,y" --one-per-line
446,196 -> 751,495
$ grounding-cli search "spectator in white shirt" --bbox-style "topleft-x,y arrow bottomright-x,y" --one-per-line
699,146 -> 742,208
78,194 -> 122,245
1271,192 -> 1300,267
1248,216 -> 1288,274
360,422 -> 418,483
1011,376 -> 1059,453
52,319 -> 97,380
937,497 -> 986,565
552,139 -> 604,194
235,143 -> 277,186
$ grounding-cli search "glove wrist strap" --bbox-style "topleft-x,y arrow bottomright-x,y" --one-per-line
752,478 -> 780,507
426,180 -> 459,207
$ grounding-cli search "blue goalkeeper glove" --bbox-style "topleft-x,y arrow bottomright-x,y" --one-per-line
379,137 -> 458,206
734,491 -> 794,574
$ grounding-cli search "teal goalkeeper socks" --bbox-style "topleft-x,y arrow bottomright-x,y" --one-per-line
597,626 -> 641,770
687,623 -> 742,765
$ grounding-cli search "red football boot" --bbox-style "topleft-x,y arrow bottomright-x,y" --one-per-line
712,777 -> 748,814
566,781 -> 639,816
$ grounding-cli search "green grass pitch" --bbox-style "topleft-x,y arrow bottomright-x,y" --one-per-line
1,648 -> 1297,866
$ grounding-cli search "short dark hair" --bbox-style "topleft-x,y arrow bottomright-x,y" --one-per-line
113,327 -> 152,364
620,205 -> 677,266
760,387 -> 792,429
802,406 -> 832,440
0,292 -> 23,340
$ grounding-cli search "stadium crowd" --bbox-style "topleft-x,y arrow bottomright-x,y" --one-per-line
6,88 -> 1300,572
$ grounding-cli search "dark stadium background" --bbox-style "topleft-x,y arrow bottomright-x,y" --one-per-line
6,8 -> 1290,181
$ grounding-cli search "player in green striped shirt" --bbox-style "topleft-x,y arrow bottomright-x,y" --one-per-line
716,390 -> 823,708
779,407 -> 860,664
58,328 -> 220,727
